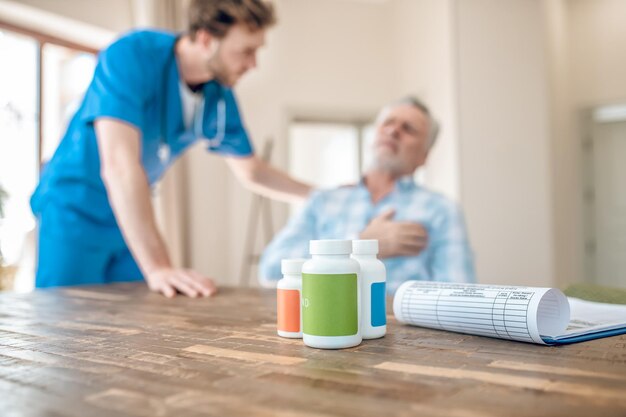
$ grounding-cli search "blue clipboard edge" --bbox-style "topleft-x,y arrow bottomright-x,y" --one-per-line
542,327 -> 626,345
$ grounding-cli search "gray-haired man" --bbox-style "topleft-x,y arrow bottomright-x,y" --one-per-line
259,97 -> 475,293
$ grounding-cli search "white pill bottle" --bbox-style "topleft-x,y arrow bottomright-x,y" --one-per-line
277,259 -> 306,338
352,239 -> 387,339
302,239 -> 362,349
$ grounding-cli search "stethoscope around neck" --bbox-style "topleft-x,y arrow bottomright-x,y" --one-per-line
159,38 -> 226,165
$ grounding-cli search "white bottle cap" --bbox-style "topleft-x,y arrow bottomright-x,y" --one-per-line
309,239 -> 352,255
281,258 -> 307,275
352,239 -> 379,255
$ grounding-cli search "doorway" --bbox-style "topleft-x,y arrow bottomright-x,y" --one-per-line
583,105 -> 626,287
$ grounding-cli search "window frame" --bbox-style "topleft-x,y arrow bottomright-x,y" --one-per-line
0,20 -> 98,174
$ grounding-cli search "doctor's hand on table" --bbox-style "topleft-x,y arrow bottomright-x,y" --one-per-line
145,267 -> 217,298
359,208 -> 429,259
96,119 -> 220,298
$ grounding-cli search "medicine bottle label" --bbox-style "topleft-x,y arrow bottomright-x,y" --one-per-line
371,282 -> 387,327
302,273 -> 358,336
277,289 -> 300,332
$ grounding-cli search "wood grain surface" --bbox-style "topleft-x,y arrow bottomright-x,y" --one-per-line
0,283 -> 625,417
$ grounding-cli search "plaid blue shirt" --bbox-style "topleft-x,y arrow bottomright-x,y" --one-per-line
259,176 -> 476,293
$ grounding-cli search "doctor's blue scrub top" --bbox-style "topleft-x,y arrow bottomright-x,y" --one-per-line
31,30 -> 254,262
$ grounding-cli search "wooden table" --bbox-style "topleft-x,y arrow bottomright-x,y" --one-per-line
0,284 -> 625,417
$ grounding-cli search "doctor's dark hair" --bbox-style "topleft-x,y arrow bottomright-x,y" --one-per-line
188,0 -> 276,40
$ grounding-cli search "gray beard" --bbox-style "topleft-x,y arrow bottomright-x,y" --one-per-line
368,156 -> 406,178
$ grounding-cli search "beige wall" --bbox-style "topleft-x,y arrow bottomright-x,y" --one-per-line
568,0 -> 626,106
544,0 -> 579,288
0,0 -> 119,48
456,0 -> 555,286
459,0 -> 626,287
15,0 -> 133,33
545,0 -> 626,288
389,0 -> 459,201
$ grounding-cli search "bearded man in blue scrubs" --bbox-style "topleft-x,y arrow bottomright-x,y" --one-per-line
31,0 -> 311,297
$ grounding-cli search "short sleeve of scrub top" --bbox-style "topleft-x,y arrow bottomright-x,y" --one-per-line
201,82 -> 254,157
81,34 -> 150,129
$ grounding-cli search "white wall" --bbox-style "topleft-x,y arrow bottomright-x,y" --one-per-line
456,0 -> 555,286
14,0 -> 133,33
0,0 -> 119,48
568,0 -> 626,284
543,0 -> 626,288
544,0 -> 579,288
390,0 -> 459,201
568,0 -> 626,107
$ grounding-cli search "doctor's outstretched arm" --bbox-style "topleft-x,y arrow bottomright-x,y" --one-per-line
95,118 -> 217,298
224,155 -> 312,203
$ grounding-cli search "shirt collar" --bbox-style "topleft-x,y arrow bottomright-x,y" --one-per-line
360,174 -> 417,192
396,174 -> 417,191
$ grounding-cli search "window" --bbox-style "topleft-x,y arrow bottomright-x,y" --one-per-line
41,43 -> 97,163
289,122 -> 361,189
0,23 -> 96,291
0,30 -> 38,290
288,120 -> 372,214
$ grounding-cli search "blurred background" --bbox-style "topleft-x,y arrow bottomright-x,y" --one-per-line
0,0 -> 625,292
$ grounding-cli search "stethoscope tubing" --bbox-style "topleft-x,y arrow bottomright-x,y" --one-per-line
159,37 -> 226,164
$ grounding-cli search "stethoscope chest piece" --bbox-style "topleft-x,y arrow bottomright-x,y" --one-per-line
158,142 -> 171,165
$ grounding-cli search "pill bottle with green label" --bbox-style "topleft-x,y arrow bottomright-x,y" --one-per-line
277,259 -> 306,338
302,239 -> 362,349
352,240 -> 387,339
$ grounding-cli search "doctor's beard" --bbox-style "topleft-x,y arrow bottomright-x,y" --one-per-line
206,54 -> 238,87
